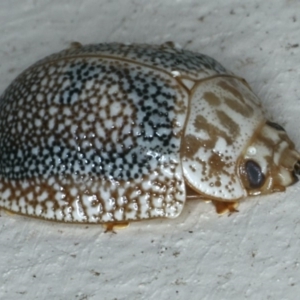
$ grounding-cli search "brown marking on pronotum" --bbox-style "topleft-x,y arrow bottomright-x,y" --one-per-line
193,114 -> 234,145
216,110 -> 240,139
218,80 -> 247,105
208,152 -> 234,179
224,97 -> 253,117
181,134 -> 203,158
203,91 -> 221,106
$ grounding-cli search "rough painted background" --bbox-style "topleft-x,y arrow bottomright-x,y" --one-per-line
0,1 -> 300,299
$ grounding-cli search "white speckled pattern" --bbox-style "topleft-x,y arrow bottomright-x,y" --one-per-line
0,42 -> 299,223
182,77 -> 264,200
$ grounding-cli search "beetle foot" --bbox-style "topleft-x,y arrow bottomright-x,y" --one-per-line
211,201 -> 239,215
103,222 -> 129,233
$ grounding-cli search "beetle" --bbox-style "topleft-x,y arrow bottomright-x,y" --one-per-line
0,42 -> 299,226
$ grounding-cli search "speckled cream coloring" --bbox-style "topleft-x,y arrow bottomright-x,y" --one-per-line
0,42 -> 299,223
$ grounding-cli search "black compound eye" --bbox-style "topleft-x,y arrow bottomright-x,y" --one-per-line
266,121 -> 285,131
295,161 -> 300,176
245,160 -> 265,188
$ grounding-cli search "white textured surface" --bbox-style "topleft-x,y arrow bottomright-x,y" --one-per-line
0,1 -> 300,299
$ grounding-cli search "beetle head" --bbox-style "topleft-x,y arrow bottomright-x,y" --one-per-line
239,121 -> 300,195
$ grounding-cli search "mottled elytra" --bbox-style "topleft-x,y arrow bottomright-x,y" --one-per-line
0,42 -> 299,225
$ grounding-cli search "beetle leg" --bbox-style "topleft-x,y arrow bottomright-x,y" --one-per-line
103,222 -> 130,233
1,208 -> 16,216
211,201 -> 239,215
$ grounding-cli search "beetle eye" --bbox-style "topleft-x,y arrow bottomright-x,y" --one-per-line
266,121 -> 285,131
245,160 -> 265,188
295,161 -> 300,176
